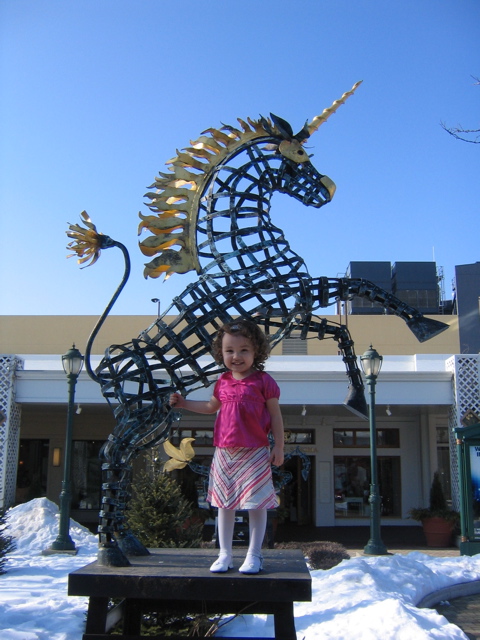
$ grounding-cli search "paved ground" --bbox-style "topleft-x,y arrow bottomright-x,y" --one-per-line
274,524 -> 480,638
435,596 -> 480,640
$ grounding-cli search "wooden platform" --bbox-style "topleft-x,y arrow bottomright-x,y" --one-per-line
68,548 -> 311,640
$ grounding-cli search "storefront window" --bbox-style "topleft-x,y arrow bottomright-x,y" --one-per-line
334,455 -> 401,518
436,426 -> 451,502
71,441 -> 104,509
284,430 -> 314,444
170,429 -> 213,446
16,439 -> 49,503
172,428 -> 314,447
333,429 -> 399,448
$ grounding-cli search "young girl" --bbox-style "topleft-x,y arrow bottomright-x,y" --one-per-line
169,319 -> 284,574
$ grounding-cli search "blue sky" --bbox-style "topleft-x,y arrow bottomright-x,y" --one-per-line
1,0 -> 478,317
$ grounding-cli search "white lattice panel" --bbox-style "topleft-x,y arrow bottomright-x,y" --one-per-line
447,355 -> 480,510
0,355 -> 23,509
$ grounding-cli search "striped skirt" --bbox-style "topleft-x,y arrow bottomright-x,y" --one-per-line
207,446 -> 278,510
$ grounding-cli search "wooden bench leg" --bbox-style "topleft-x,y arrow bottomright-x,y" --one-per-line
85,597 -> 109,634
273,601 -> 296,640
123,599 -> 143,635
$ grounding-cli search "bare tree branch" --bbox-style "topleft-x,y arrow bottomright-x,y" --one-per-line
441,76 -> 479,144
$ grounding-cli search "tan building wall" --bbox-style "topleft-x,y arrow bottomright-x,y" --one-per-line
1,313 -> 460,525
0,314 -> 459,357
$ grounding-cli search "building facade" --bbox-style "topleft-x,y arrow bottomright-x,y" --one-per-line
2,260 -> 479,531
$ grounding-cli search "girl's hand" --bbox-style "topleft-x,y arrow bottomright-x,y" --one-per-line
270,444 -> 284,467
169,392 -> 184,408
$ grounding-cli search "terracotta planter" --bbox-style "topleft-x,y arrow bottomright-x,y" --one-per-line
422,517 -> 454,547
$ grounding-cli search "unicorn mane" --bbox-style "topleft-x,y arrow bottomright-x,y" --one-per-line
139,81 -> 362,280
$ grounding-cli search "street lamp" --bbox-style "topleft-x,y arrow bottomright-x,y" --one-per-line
44,345 -> 84,555
359,345 -> 388,556
151,298 -> 161,318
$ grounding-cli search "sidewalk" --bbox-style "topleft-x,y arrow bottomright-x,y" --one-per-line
275,524 -> 480,639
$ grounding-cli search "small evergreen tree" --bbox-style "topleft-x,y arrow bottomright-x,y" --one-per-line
126,471 -> 203,548
409,471 -> 459,525
430,472 -> 447,512
0,509 -> 16,574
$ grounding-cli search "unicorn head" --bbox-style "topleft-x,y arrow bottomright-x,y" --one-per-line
139,81 -> 362,279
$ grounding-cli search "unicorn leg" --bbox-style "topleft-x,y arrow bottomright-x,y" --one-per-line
313,277 -> 449,342
96,461 -> 134,567
313,318 -> 368,419
269,313 -> 368,419
95,403 -> 182,566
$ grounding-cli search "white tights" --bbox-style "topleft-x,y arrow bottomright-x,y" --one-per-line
217,507 -> 267,557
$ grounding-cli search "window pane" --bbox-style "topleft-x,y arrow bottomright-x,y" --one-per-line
72,441 -> 103,509
334,428 -> 399,448
436,427 -> 449,445
333,430 -> 354,446
334,456 -> 370,517
334,455 -> 401,518
16,439 -> 49,503
295,432 -> 313,444
437,448 -> 452,502
356,431 -> 370,447
378,457 -> 401,516
193,430 -> 214,445
286,430 -> 314,444
377,430 -> 400,447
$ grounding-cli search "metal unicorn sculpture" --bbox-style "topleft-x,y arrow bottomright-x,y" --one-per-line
67,81 -> 448,565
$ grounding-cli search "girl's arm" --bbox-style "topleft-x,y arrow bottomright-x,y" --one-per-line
169,392 -> 220,415
266,397 -> 284,466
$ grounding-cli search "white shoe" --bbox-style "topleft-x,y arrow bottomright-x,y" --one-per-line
239,554 -> 263,574
210,554 -> 233,573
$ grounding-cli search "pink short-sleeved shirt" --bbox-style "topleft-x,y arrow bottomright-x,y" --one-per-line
212,370 -> 280,448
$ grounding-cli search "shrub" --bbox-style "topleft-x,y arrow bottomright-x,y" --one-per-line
126,471 -> 203,548
0,509 -> 16,574
429,471 -> 447,511
306,541 -> 350,570
275,540 -> 350,570
409,472 -> 459,526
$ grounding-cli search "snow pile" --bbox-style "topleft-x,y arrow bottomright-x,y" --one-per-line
1,499 -> 97,640
2,499 -> 480,639
7,497 -> 96,552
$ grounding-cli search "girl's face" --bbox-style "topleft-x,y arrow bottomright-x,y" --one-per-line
222,332 -> 255,379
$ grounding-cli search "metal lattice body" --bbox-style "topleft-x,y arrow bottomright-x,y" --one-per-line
67,86 -> 449,565
0,355 -> 23,510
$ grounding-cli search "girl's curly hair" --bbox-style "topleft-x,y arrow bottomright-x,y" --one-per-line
212,319 -> 270,371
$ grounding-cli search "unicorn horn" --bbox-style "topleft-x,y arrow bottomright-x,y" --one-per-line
307,80 -> 363,136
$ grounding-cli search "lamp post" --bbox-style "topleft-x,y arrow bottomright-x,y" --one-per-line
45,345 -> 84,555
360,345 -> 388,556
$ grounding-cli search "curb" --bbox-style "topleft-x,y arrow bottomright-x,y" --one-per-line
417,579 -> 480,608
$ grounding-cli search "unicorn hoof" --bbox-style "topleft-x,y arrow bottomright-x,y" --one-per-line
117,532 -> 150,557
343,385 -> 368,420
407,316 -> 449,343
97,544 -> 131,567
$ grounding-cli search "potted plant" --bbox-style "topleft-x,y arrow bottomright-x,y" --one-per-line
409,472 -> 460,547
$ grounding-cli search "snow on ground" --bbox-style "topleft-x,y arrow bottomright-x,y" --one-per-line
2,498 -> 480,639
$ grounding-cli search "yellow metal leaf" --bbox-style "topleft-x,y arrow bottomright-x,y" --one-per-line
164,459 -> 187,472
163,440 -> 184,461
179,438 -> 196,461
